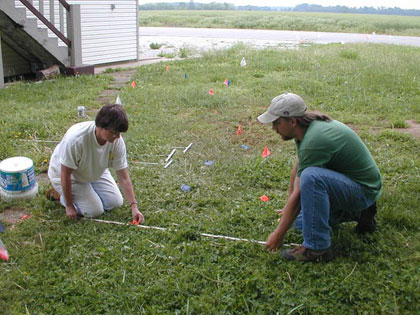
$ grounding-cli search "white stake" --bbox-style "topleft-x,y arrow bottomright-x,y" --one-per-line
183,142 -> 193,153
164,159 -> 174,169
165,149 -> 176,162
86,218 -> 296,247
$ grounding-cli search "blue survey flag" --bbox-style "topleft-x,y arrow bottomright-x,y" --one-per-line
181,184 -> 192,192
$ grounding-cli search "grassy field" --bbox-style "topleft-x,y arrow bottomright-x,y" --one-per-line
0,42 -> 419,313
139,10 -> 420,37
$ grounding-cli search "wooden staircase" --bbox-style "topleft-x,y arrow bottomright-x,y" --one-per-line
0,0 -> 83,87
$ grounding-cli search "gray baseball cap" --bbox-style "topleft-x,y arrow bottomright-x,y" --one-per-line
257,93 -> 307,124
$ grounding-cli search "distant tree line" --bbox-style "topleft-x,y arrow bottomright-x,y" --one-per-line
292,4 -> 420,16
139,2 -> 420,16
140,2 -> 235,10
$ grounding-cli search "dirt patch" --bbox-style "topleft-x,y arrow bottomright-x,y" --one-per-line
86,108 -> 100,116
97,69 -> 138,105
396,120 -> 420,138
100,89 -> 120,96
98,89 -> 120,105
0,208 -> 30,224
36,172 -> 49,185
111,70 -> 138,84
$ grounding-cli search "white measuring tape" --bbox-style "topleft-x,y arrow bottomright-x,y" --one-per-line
88,218 -> 297,247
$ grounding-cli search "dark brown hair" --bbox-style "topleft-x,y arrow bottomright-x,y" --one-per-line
95,104 -> 128,132
280,111 -> 331,128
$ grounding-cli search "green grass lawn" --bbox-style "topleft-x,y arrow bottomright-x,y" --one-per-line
0,43 -> 419,313
139,10 -> 420,37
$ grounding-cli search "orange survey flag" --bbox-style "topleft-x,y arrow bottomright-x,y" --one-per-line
260,195 -> 270,202
262,145 -> 271,158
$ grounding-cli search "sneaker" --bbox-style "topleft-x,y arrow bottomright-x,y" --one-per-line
281,245 -> 333,262
46,188 -> 60,202
355,202 -> 377,234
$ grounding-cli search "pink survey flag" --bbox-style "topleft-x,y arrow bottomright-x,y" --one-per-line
0,239 -> 8,262
0,248 -> 8,262
131,81 -> 136,88
237,125 -> 242,135
20,214 -> 31,221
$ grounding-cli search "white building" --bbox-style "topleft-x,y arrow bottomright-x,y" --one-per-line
0,0 -> 140,87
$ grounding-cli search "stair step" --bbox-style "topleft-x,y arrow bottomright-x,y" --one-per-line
1,2 -> 28,24
13,0 -> 67,42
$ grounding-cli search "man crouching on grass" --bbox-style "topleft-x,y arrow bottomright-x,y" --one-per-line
257,93 -> 382,262
47,104 -> 144,223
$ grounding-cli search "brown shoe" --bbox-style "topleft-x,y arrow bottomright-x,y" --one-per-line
282,244 -> 333,262
355,202 -> 377,234
46,188 -> 60,202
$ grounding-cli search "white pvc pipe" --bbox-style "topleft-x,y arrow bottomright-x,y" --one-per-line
163,159 -> 174,169
165,149 -> 176,162
183,142 -> 193,153
17,139 -> 59,143
131,161 -> 159,165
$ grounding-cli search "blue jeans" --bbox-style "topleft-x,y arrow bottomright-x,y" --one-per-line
295,167 -> 375,250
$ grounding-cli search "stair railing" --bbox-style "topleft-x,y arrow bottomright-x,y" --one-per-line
17,0 -> 82,66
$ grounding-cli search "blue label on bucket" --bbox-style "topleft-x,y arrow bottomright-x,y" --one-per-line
0,166 -> 36,192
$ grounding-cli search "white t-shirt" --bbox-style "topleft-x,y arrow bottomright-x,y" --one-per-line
48,121 -> 128,183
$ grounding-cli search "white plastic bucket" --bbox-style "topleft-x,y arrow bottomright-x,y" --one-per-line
0,156 -> 38,201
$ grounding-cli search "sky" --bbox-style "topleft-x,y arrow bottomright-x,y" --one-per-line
138,0 -> 420,10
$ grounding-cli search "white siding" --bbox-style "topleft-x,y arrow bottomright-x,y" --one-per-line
15,0 -> 139,65
68,0 -> 139,65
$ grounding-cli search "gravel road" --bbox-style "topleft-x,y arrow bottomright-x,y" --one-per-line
139,27 -> 420,59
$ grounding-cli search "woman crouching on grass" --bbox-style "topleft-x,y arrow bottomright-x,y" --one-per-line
47,104 -> 144,223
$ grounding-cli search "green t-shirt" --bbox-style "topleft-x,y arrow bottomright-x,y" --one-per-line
296,120 -> 382,200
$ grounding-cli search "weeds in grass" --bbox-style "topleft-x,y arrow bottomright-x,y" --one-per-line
178,46 -> 190,58
101,67 -> 133,74
149,42 -> 164,50
339,49 -> 359,60
0,43 -> 419,313
389,119 -> 409,129
157,51 -> 176,58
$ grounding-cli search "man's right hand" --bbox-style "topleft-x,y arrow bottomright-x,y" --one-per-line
265,230 -> 284,252
65,205 -> 78,220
